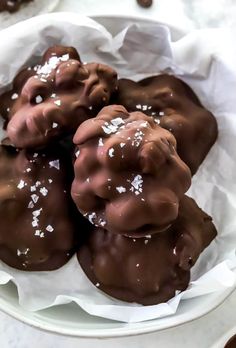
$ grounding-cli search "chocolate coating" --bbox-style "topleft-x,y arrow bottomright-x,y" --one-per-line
0,0 -> 32,13
115,75 -> 218,174
0,144 -> 90,271
0,45 -> 118,149
225,335 -> 236,348
72,105 -> 191,237
78,196 -> 217,305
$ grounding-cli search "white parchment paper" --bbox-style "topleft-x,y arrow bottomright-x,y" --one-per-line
0,13 -> 235,323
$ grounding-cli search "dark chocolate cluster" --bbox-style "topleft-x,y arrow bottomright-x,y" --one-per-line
78,196 -> 217,305
0,44 -> 217,307
0,0 -> 32,13
115,75 -> 218,174
0,144 -> 90,271
0,46 -> 117,148
72,104 -> 191,237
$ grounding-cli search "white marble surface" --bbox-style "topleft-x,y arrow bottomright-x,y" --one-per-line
0,0 -> 236,347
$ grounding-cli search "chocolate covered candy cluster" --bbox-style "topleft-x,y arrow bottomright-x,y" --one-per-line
115,75 -> 218,174
0,46 -> 117,148
0,44 -> 217,307
0,144 -> 90,271
73,103 -> 217,304
0,45 -> 117,271
78,196 -> 217,305
72,105 -> 191,237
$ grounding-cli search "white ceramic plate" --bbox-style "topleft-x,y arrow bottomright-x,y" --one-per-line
0,15 -> 235,338
0,281 -> 235,338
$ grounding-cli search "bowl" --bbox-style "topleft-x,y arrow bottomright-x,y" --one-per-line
0,281 -> 235,338
0,14 -> 235,338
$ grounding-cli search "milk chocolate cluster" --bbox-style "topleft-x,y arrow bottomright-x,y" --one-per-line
72,102 -> 217,304
0,144 -> 90,271
71,105 -> 191,236
71,75 -> 217,304
0,45 -> 117,271
78,196 -> 217,305
0,44 -> 217,307
115,75 -> 218,174
0,0 -> 32,13
0,45 -> 118,148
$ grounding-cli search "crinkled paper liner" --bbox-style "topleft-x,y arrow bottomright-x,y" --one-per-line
0,13 -> 235,323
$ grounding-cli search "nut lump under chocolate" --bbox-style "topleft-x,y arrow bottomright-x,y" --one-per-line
0,144 -> 90,271
77,195 -> 217,305
71,105 -> 191,237
115,74 -> 218,174
0,45 -> 118,149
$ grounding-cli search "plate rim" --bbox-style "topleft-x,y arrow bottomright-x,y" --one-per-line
0,281 -> 235,338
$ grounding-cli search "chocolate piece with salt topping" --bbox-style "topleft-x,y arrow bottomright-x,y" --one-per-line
0,144 -> 90,271
0,45 -> 118,149
0,0 -> 32,13
115,75 -> 218,174
77,195 -> 217,305
71,105 -> 191,237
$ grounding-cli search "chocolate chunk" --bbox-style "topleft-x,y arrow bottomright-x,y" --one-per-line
114,75 -> 218,174
71,105 -> 191,237
0,144 -> 91,271
77,196 -> 217,305
137,0 -> 153,8
225,335 -> 236,348
0,0 -> 32,13
0,45 -> 118,149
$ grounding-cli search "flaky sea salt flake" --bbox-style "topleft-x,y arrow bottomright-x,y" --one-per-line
17,180 -> 26,189
54,100 -> 61,106
49,160 -> 60,170
32,208 -> 42,218
40,187 -> 48,196
31,194 -> 39,204
11,93 -> 18,100
98,138 -> 104,147
116,186 -> 126,193
35,95 -> 43,104
32,220 -> 38,228
108,148 -> 115,157
46,225 -> 54,232
28,201 -> 34,209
